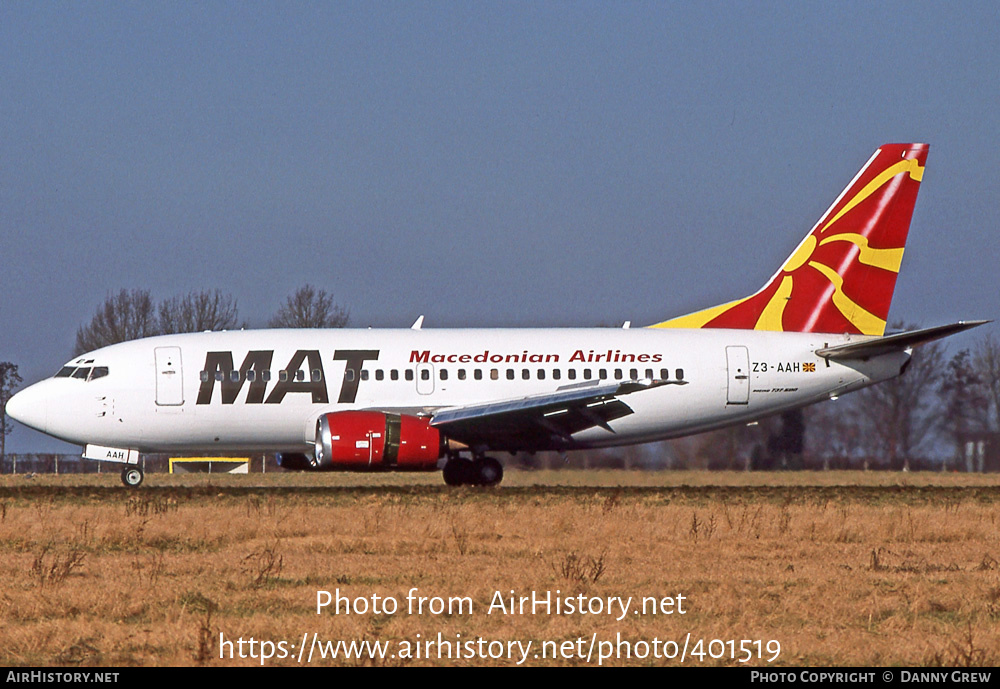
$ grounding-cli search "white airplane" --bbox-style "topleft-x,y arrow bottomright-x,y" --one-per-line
5,143 -> 985,487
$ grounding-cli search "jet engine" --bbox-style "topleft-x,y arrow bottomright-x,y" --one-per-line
312,411 -> 443,470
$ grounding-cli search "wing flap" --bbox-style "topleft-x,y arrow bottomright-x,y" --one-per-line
431,379 -> 679,451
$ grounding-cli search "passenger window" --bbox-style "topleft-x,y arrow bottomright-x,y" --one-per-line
552,369 -> 560,380
599,369 -> 608,380
630,368 -> 638,380
458,369 -> 466,380
645,368 -> 654,379
296,370 -> 306,382
614,369 -> 623,380
246,370 -> 256,382
230,370 -> 241,383
474,369 -> 483,380
262,370 -> 271,382
522,369 -> 530,380
376,369 -> 384,381
405,370 -> 414,381
568,369 -> 577,380
392,369 -> 400,381
537,369 -> 545,380
216,371 -> 226,382
421,369 -> 430,381
440,369 -> 448,381
676,368 -> 684,380
661,368 -> 669,379
491,369 -> 499,380
583,369 -> 592,380
200,370 -> 209,383
359,369 -> 368,381
279,370 -> 289,382
344,369 -> 354,382
313,369 -> 324,382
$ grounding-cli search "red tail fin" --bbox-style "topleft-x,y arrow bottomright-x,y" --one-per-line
651,143 -> 928,335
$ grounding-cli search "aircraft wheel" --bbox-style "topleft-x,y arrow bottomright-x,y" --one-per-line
443,459 -> 472,486
121,466 -> 144,488
475,457 -> 503,487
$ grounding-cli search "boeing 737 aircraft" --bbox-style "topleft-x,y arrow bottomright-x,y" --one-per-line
5,143 -> 985,487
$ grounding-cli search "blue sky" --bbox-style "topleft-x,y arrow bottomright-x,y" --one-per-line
3,2 -> 999,451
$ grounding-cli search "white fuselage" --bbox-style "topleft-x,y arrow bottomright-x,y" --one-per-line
11,327 -> 907,455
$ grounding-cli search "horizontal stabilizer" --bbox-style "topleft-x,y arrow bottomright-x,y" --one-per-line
815,320 -> 990,361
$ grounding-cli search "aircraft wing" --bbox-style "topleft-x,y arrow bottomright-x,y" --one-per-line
429,379 -> 682,451
815,320 -> 989,361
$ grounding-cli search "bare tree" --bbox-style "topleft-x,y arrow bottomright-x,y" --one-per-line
804,397 -> 866,469
851,328 -> 946,470
159,290 -> 242,334
973,334 -> 1000,431
763,409 -> 806,469
0,362 -> 22,464
74,289 -> 159,355
938,349 -> 990,457
268,285 -> 349,328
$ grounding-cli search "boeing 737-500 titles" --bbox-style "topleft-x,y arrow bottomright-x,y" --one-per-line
5,143 -> 986,486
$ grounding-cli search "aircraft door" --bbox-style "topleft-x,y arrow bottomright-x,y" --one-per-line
725,346 -> 750,405
416,363 -> 435,395
155,347 -> 184,406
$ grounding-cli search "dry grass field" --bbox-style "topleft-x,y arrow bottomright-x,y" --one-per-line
0,470 -> 998,667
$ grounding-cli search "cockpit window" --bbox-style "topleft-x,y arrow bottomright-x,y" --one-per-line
56,365 -> 109,381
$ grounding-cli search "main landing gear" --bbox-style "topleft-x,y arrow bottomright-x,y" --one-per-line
442,454 -> 503,487
120,466 -> 144,488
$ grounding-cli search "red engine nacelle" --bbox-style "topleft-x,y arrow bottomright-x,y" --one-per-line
313,411 -> 443,471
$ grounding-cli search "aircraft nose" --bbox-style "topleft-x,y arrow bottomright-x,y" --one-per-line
5,383 -> 49,434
